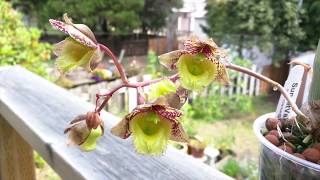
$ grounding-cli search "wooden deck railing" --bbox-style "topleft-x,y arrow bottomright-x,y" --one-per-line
0,66 -> 233,180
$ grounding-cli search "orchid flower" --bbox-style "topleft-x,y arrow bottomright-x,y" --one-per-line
111,104 -> 188,155
158,38 -> 229,91
49,14 -> 103,73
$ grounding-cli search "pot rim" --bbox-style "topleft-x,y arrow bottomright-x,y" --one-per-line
253,112 -> 320,171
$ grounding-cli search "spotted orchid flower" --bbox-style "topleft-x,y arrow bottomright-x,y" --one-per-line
158,38 -> 229,91
64,112 -> 104,151
49,14 -> 103,73
111,104 -> 188,155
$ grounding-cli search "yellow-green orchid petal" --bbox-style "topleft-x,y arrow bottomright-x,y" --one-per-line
177,54 -> 217,91
130,111 -> 171,155
80,126 -> 103,152
158,50 -> 185,70
110,104 -> 189,155
54,38 -> 102,73
148,79 -> 177,101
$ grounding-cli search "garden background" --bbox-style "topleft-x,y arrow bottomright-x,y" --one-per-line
1,0 -> 319,179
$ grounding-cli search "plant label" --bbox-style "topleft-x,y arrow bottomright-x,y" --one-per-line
276,66 -> 305,119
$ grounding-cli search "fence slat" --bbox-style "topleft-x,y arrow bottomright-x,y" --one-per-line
236,74 -> 242,94
255,67 -> 263,96
242,74 -> 249,95
249,65 -> 257,96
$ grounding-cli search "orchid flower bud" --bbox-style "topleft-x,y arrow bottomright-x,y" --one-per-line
64,112 -> 104,152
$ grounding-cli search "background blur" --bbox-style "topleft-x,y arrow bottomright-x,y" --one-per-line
1,0 -> 319,179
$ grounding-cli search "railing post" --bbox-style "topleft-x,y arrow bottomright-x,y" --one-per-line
0,116 -> 35,180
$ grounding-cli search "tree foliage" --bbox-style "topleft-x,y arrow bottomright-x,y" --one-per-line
0,0 -> 51,77
299,0 -> 320,51
204,0 -> 309,63
13,0 -> 181,34
140,0 -> 182,33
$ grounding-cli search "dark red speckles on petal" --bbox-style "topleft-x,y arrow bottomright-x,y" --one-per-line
202,45 -> 214,59
49,19 -> 68,34
152,105 -> 182,121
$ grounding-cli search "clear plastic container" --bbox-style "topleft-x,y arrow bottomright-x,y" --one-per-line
253,113 -> 320,180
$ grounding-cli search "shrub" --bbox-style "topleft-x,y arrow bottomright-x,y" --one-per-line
0,1 -> 51,78
190,93 -> 253,122
220,158 -> 241,178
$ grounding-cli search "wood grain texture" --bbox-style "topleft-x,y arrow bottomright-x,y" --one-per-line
0,116 -> 35,180
0,66 -> 233,180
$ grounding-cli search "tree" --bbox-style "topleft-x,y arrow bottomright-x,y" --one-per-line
0,1 -> 51,77
13,0 -> 144,34
139,0 -> 182,34
299,0 -> 320,51
13,0 -> 182,35
204,0 -> 304,63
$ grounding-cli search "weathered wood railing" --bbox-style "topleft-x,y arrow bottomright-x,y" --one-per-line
0,66 -> 233,180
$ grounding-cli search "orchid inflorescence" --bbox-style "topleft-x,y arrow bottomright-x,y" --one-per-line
50,14 -> 309,155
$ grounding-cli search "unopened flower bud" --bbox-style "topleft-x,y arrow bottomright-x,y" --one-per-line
64,112 -> 104,151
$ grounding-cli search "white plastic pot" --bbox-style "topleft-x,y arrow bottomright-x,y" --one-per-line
253,113 -> 320,180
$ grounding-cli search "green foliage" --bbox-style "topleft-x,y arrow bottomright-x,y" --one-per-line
13,0 -> 181,34
0,1 -> 51,77
181,103 -> 197,137
146,50 -> 161,77
204,0 -> 305,63
34,151 -> 46,169
140,0 -> 182,33
299,0 -> 320,51
219,158 -> 258,179
190,94 -> 253,122
220,158 -> 241,178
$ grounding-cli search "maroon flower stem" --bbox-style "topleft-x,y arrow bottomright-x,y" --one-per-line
99,44 -> 129,84
226,63 -> 309,122
95,74 -> 179,113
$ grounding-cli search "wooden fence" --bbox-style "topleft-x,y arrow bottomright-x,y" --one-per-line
69,65 -> 262,114
0,66 -> 232,180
